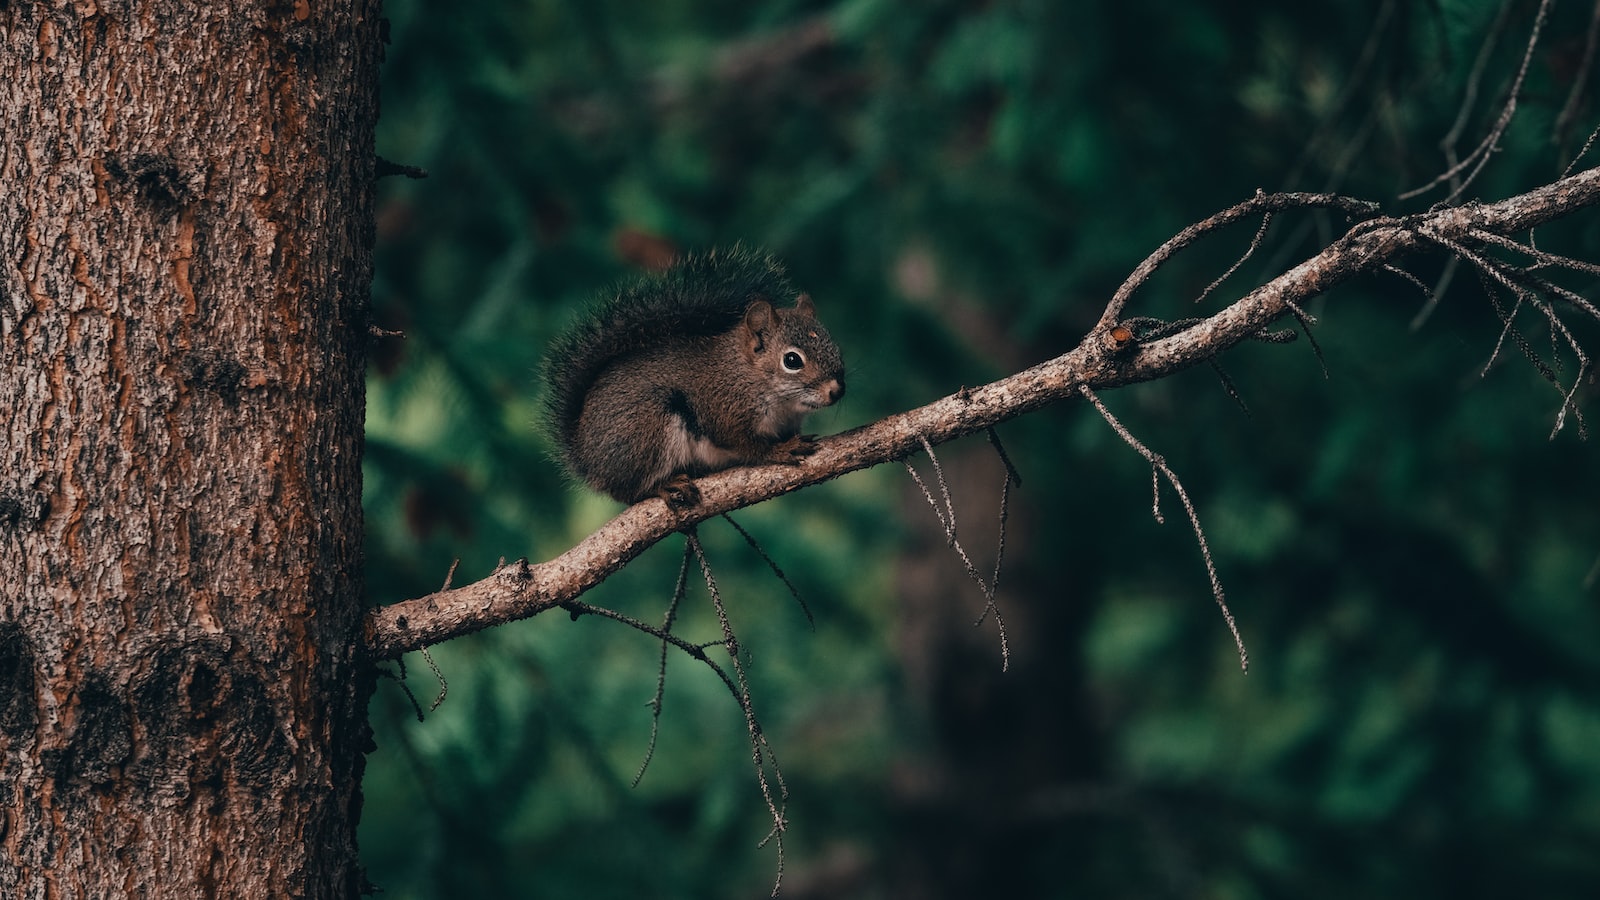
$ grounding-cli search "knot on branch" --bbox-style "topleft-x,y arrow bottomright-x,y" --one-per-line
493,557 -> 533,585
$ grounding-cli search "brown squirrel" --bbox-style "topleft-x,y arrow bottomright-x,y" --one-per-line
542,249 -> 846,507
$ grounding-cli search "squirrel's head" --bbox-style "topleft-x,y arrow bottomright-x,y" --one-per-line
740,295 -> 846,436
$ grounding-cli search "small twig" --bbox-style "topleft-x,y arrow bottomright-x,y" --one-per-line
685,531 -> 789,897
1563,122 -> 1600,178
418,560 -> 459,712
1469,227 -> 1600,279
721,513 -> 815,628
1195,212 -> 1276,307
563,598 -> 735,681
377,662 -> 428,723
1099,191 -> 1382,330
903,434 -> 1011,671
1396,257 -> 1456,331
1401,0 -> 1552,203
1148,463 -> 1164,524
986,425 -> 1024,488
1079,386 -> 1249,672
1208,361 -> 1252,416
976,428 -> 1019,629
1417,227 -> 1592,437
918,433 -> 959,538
633,542 -> 692,788
1279,298 -> 1329,379
1480,274 -> 1530,376
1440,0 -> 1517,166
1524,271 -> 1600,328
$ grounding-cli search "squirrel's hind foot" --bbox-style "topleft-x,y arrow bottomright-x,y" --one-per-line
655,473 -> 702,509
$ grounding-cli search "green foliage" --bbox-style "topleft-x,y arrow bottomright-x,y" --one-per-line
364,0 -> 1600,896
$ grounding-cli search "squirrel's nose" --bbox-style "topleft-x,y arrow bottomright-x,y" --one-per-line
823,378 -> 845,405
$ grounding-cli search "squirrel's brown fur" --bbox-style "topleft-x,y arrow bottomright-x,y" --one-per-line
542,249 -> 845,506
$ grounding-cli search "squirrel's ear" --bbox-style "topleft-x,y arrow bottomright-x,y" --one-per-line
744,299 -> 776,335
794,293 -> 816,318
743,300 -> 776,355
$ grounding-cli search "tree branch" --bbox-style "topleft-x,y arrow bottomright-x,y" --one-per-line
363,165 -> 1600,660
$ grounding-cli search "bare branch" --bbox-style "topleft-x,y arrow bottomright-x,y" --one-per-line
363,166 -> 1600,661
1096,191 -> 1382,332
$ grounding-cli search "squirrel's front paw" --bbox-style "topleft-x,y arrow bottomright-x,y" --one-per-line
771,434 -> 819,463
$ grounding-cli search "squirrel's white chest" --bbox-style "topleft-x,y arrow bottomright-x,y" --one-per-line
662,417 -> 742,473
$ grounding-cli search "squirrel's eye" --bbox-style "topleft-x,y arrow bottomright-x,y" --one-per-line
782,350 -> 805,372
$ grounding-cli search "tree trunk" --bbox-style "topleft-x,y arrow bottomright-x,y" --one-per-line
1,2 -> 380,896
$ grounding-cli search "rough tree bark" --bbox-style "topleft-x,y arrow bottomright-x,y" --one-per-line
1,2 -> 381,897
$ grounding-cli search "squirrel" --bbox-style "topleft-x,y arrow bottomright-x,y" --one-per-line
542,248 -> 846,508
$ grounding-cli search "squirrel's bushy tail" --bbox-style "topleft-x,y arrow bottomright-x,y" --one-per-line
540,247 -> 800,452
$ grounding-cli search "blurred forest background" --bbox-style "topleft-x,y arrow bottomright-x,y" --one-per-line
359,0 -> 1600,897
